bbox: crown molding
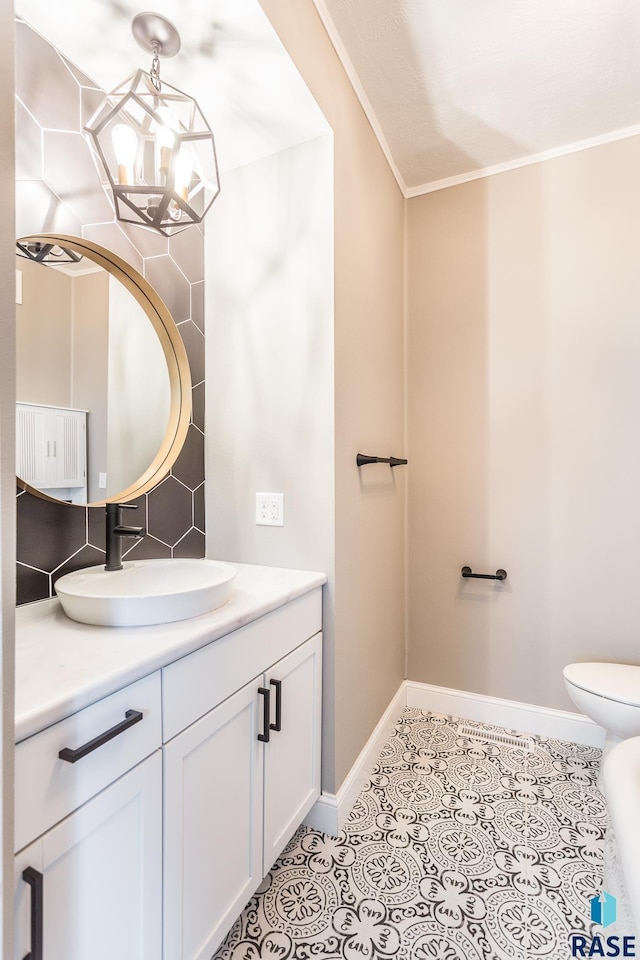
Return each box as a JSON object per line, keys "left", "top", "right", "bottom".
{"left": 405, "top": 123, "right": 640, "bottom": 197}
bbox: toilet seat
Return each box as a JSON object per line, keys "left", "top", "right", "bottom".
{"left": 563, "top": 662, "right": 640, "bottom": 707}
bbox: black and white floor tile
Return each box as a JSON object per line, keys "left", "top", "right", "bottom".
{"left": 213, "top": 707, "right": 606, "bottom": 959}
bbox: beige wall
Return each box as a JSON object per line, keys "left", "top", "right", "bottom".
{"left": 407, "top": 136, "right": 640, "bottom": 711}
{"left": 0, "top": 0, "right": 15, "bottom": 944}
{"left": 260, "top": 0, "right": 406, "bottom": 790}
{"left": 16, "top": 258, "right": 72, "bottom": 408}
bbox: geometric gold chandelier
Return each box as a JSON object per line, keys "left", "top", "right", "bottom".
{"left": 84, "top": 13, "right": 220, "bottom": 237}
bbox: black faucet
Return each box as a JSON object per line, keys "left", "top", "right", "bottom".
{"left": 105, "top": 503, "right": 146, "bottom": 571}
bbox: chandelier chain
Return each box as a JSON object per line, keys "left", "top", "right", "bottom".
{"left": 150, "top": 40, "right": 162, "bottom": 92}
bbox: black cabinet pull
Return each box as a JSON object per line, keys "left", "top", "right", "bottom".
{"left": 58, "top": 709, "right": 143, "bottom": 763}
{"left": 22, "top": 866, "right": 43, "bottom": 960}
{"left": 257, "top": 687, "right": 271, "bottom": 742}
{"left": 269, "top": 679, "right": 282, "bottom": 732}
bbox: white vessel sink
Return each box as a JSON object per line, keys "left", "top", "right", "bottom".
{"left": 55, "top": 558, "right": 237, "bottom": 627}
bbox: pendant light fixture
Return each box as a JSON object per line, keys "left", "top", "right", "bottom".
{"left": 84, "top": 13, "right": 220, "bottom": 237}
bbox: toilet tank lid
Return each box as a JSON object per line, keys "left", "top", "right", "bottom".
{"left": 563, "top": 662, "right": 640, "bottom": 706}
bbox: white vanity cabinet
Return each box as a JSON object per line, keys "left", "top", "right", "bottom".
{"left": 13, "top": 672, "right": 163, "bottom": 960}
{"left": 162, "top": 591, "right": 322, "bottom": 960}
{"left": 14, "top": 580, "right": 324, "bottom": 960}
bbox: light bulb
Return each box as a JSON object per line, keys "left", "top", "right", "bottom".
{"left": 154, "top": 106, "right": 179, "bottom": 183}
{"left": 167, "top": 147, "right": 194, "bottom": 222}
{"left": 111, "top": 124, "right": 138, "bottom": 185}
{"left": 174, "top": 146, "right": 194, "bottom": 202}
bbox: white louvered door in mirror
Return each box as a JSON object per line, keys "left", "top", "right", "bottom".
{"left": 16, "top": 402, "right": 86, "bottom": 502}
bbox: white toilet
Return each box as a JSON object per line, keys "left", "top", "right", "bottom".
{"left": 563, "top": 662, "right": 640, "bottom": 786}
{"left": 602, "top": 737, "right": 640, "bottom": 932}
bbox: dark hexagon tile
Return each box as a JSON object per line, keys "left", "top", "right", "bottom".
{"left": 192, "top": 382, "right": 205, "bottom": 432}
{"left": 172, "top": 425, "right": 204, "bottom": 491}
{"left": 123, "top": 534, "right": 171, "bottom": 561}
{"left": 43, "top": 130, "right": 113, "bottom": 226}
{"left": 52, "top": 545, "right": 105, "bottom": 588}
{"left": 168, "top": 227, "right": 204, "bottom": 284}
{"left": 177, "top": 320, "right": 205, "bottom": 386}
{"left": 16, "top": 21, "right": 81, "bottom": 133}
{"left": 147, "top": 476, "right": 193, "bottom": 547}
{"left": 16, "top": 98, "right": 43, "bottom": 181}
{"left": 127, "top": 494, "right": 148, "bottom": 525}
{"left": 17, "top": 563, "right": 50, "bottom": 605}
{"left": 82, "top": 223, "right": 143, "bottom": 274}
{"left": 173, "top": 528, "right": 205, "bottom": 559}
{"left": 88, "top": 505, "right": 106, "bottom": 552}
{"left": 17, "top": 494, "right": 86, "bottom": 572}
{"left": 194, "top": 483, "right": 205, "bottom": 533}
{"left": 144, "top": 256, "right": 191, "bottom": 323}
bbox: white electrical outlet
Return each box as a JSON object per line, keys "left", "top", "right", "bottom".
{"left": 256, "top": 492, "right": 284, "bottom": 526}
{"left": 98, "top": 472, "right": 107, "bottom": 489}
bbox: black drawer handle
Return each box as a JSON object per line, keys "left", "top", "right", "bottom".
{"left": 58, "top": 709, "right": 143, "bottom": 763}
{"left": 22, "top": 866, "right": 43, "bottom": 960}
{"left": 257, "top": 687, "right": 271, "bottom": 743}
{"left": 269, "top": 679, "right": 282, "bottom": 732}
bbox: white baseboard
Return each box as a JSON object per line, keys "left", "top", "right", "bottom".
{"left": 304, "top": 682, "right": 407, "bottom": 836}
{"left": 303, "top": 793, "right": 339, "bottom": 836}
{"left": 305, "top": 678, "right": 604, "bottom": 838}
{"left": 405, "top": 680, "right": 605, "bottom": 748}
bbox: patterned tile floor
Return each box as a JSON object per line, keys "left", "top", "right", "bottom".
{"left": 213, "top": 707, "right": 607, "bottom": 959}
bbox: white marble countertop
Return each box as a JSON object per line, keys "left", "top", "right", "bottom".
{"left": 15, "top": 562, "right": 327, "bottom": 743}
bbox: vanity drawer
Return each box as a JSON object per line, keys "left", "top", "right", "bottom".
{"left": 163, "top": 588, "right": 322, "bottom": 742}
{"left": 15, "top": 671, "right": 161, "bottom": 853}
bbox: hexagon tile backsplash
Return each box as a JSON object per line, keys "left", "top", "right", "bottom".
{"left": 15, "top": 19, "right": 206, "bottom": 606}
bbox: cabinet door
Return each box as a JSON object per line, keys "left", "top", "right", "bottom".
{"left": 164, "top": 679, "right": 264, "bottom": 960}
{"left": 16, "top": 403, "right": 87, "bottom": 494}
{"left": 16, "top": 403, "right": 48, "bottom": 487}
{"left": 263, "top": 632, "right": 322, "bottom": 871}
{"left": 14, "top": 751, "right": 162, "bottom": 960}
{"left": 50, "top": 408, "right": 86, "bottom": 488}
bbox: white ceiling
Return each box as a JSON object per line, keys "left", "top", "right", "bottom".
{"left": 315, "top": 0, "right": 640, "bottom": 195}
{"left": 15, "top": 0, "right": 328, "bottom": 174}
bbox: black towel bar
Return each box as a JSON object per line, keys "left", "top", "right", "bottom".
{"left": 461, "top": 566, "right": 507, "bottom": 581}
{"left": 356, "top": 453, "right": 408, "bottom": 468}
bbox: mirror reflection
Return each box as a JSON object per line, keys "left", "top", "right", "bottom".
{"left": 16, "top": 251, "right": 171, "bottom": 505}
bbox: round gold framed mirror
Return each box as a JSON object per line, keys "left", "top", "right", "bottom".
{"left": 16, "top": 234, "right": 192, "bottom": 506}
